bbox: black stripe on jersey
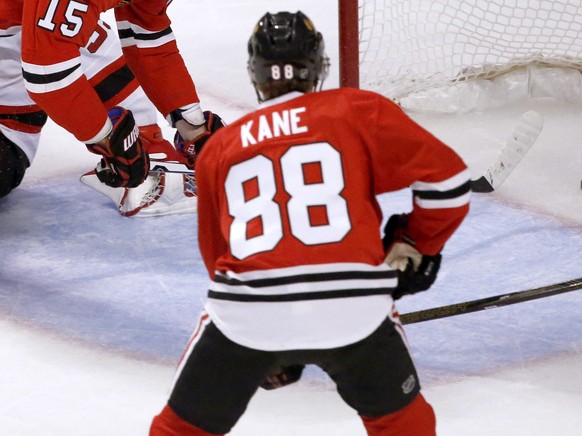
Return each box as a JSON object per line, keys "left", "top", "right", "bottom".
{"left": 93, "top": 64, "right": 135, "bottom": 103}
{"left": 22, "top": 64, "right": 81, "bottom": 85}
{"left": 117, "top": 26, "right": 172, "bottom": 42}
{"left": 0, "top": 111, "right": 48, "bottom": 127}
{"left": 413, "top": 180, "right": 471, "bottom": 200}
{"left": 213, "top": 269, "right": 397, "bottom": 288}
{"left": 135, "top": 26, "right": 172, "bottom": 41}
{"left": 117, "top": 28, "right": 134, "bottom": 40}
{"left": 208, "top": 287, "right": 394, "bottom": 302}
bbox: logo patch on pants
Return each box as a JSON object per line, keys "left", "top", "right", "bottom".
{"left": 402, "top": 374, "right": 416, "bottom": 394}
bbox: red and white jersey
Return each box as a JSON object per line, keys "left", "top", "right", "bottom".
{"left": 195, "top": 89, "right": 471, "bottom": 351}
{"left": 19, "top": 0, "right": 199, "bottom": 142}
{"left": 0, "top": 1, "right": 157, "bottom": 159}
{"left": 0, "top": 20, "right": 43, "bottom": 161}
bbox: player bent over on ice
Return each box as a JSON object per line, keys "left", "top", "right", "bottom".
{"left": 9, "top": 0, "right": 223, "bottom": 216}
{"left": 150, "top": 10, "right": 470, "bottom": 436}
{"left": 0, "top": 7, "right": 211, "bottom": 216}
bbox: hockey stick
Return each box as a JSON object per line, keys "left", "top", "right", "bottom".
{"left": 151, "top": 111, "right": 544, "bottom": 185}
{"left": 470, "top": 110, "right": 544, "bottom": 192}
{"left": 149, "top": 160, "right": 194, "bottom": 174}
{"left": 399, "top": 277, "right": 582, "bottom": 325}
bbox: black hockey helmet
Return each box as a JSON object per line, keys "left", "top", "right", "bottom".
{"left": 247, "top": 11, "right": 329, "bottom": 101}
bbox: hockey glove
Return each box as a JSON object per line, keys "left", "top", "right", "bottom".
{"left": 174, "top": 111, "right": 225, "bottom": 167}
{"left": 383, "top": 214, "right": 442, "bottom": 299}
{"left": 86, "top": 107, "right": 149, "bottom": 188}
{"left": 260, "top": 365, "right": 305, "bottom": 390}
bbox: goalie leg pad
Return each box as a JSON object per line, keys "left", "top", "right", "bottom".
{"left": 80, "top": 169, "right": 197, "bottom": 217}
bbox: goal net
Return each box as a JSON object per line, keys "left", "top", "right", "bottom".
{"left": 347, "top": 0, "right": 582, "bottom": 112}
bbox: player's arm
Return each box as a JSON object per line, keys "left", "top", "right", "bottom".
{"left": 368, "top": 94, "right": 471, "bottom": 255}
{"left": 114, "top": 1, "right": 201, "bottom": 131}
{"left": 363, "top": 93, "right": 470, "bottom": 297}
{"left": 21, "top": 0, "right": 111, "bottom": 143}
{"left": 195, "top": 136, "right": 229, "bottom": 279}
{"left": 115, "top": 1, "right": 225, "bottom": 165}
{"left": 21, "top": 1, "right": 149, "bottom": 187}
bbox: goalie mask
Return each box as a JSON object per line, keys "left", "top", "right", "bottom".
{"left": 247, "top": 11, "right": 329, "bottom": 101}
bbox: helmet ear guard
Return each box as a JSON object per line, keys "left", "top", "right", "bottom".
{"left": 247, "top": 11, "right": 329, "bottom": 101}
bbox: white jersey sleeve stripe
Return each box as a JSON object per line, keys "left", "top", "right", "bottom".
{"left": 21, "top": 57, "right": 81, "bottom": 75}
{"left": 116, "top": 20, "right": 176, "bottom": 49}
{"left": 22, "top": 57, "right": 83, "bottom": 94}
{"left": 414, "top": 191, "right": 471, "bottom": 209}
{"left": 411, "top": 168, "right": 471, "bottom": 209}
{"left": 411, "top": 168, "right": 471, "bottom": 192}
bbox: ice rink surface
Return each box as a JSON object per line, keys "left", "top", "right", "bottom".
{"left": 1, "top": 1, "right": 582, "bottom": 435}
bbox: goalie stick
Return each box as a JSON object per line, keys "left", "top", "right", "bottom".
{"left": 149, "top": 160, "right": 194, "bottom": 174}
{"left": 470, "top": 110, "right": 544, "bottom": 193}
{"left": 399, "top": 277, "right": 582, "bottom": 325}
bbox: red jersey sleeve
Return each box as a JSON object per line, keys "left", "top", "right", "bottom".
{"left": 20, "top": 0, "right": 200, "bottom": 142}
{"left": 114, "top": 0, "right": 200, "bottom": 117}
{"left": 360, "top": 91, "right": 471, "bottom": 254}
{"left": 20, "top": 0, "right": 111, "bottom": 142}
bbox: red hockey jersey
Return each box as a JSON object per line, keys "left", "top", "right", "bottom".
{"left": 195, "top": 89, "right": 470, "bottom": 351}
{"left": 19, "top": 0, "right": 199, "bottom": 142}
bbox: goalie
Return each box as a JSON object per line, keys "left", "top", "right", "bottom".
{"left": 1, "top": 0, "right": 222, "bottom": 216}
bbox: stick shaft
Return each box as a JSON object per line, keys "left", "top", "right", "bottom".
{"left": 400, "top": 277, "right": 582, "bottom": 324}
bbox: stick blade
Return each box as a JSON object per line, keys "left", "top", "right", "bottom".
{"left": 473, "top": 110, "right": 544, "bottom": 193}
{"left": 470, "top": 176, "right": 494, "bottom": 193}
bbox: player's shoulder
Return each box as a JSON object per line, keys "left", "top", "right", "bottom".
{"left": 302, "top": 87, "right": 397, "bottom": 112}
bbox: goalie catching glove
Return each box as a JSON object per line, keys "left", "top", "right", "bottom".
{"left": 86, "top": 107, "right": 149, "bottom": 188}
{"left": 382, "top": 214, "right": 442, "bottom": 299}
{"left": 174, "top": 110, "right": 225, "bottom": 167}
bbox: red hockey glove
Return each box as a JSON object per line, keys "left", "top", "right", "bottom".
{"left": 383, "top": 214, "right": 442, "bottom": 299}
{"left": 174, "top": 111, "right": 225, "bottom": 167}
{"left": 86, "top": 107, "right": 149, "bottom": 188}
{"left": 260, "top": 365, "right": 305, "bottom": 390}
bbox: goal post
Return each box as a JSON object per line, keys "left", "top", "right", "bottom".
{"left": 339, "top": 0, "right": 582, "bottom": 112}
{"left": 339, "top": 0, "right": 359, "bottom": 88}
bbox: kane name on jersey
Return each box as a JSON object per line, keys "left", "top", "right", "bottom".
{"left": 241, "top": 107, "right": 308, "bottom": 147}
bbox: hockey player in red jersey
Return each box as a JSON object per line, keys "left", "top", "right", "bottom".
{"left": 16, "top": 0, "right": 219, "bottom": 191}
{"left": 1, "top": 0, "right": 220, "bottom": 215}
{"left": 150, "top": 11, "right": 471, "bottom": 436}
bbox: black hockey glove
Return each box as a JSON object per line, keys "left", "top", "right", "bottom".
{"left": 383, "top": 214, "right": 442, "bottom": 299}
{"left": 86, "top": 107, "right": 149, "bottom": 188}
{"left": 392, "top": 252, "right": 441, "bottom": 300}
{"left": 260, "top": 365, "right": 305, "bottom": 390}
{"left": 174, "top": 111, "right": 225, "bottom": 167}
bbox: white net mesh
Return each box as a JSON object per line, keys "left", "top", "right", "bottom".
{"left": 358, "top": 0, "right": 582, "bottom": 111}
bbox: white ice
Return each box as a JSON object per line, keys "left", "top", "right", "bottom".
{"left": 1, "top": 1, "right": 582, "bottom": 435}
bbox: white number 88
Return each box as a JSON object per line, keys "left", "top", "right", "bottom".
{"left": 224, "top": 142, "right": 351, "bottom": 259}
{"left": 271, "top": 64, "right": 295, "bottom": 80}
